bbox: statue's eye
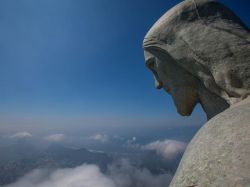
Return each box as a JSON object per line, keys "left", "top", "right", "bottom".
{"left": 146, "top": 59, "right": 155, "bottom": 69}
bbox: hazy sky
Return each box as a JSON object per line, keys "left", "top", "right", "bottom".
{"left": 0, "top": 0, "right": 249, "bottom": 140}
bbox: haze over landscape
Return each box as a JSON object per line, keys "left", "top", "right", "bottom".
{"left": 0, "top": 0, "right": 249, "bottom": 186}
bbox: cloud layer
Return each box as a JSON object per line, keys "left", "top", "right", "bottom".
{"left": 107, "top": 159, "right": 172, "bottom": 187}
{"left": 89, "top": 133, "right": 109, "bottom": 143}
{"left": 143, "top": 139, "right": 187, "bottom": 160}
{"left": 44, "top": 134, "right": 65, "bottom": 142}
{"left": 9, "top": 132, "right": 32, "bottom": 139}
{"left": 5, "top": 160, "right": 172, "bottom": 187}
{"left": 5, "top": 165, "right": 115, "bottom": 187}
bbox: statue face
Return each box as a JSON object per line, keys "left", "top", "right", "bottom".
{"left": 144, "top": 50, "right": 199, "bottom": 116}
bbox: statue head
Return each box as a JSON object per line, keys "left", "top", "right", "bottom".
{"left": 143, "top": 0, "right": 250, "bottom": 119}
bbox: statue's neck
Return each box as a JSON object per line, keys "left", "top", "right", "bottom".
{"left": 198, "top": 86, "right": 230, "bottom": 120}
{"left": 230, "top": 95, "right": 250, "bottom": 108}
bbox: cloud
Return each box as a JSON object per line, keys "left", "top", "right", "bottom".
{"left": 107, "top": 159, "right": 172, "bottom": 187}
{"left": 44, "top": 134, "right": 65, "bottom": 142}
{"left": 9, "top": 132, "right": 32, "bottom": 139}
{"left": 5, "top": 160, "right": 172, "bottom": 187}
{"left": 89, "top": 133, "right": 109, "bottom": 143}
{"left": 142, "top": 139, "right": 187, "bottom": 160}
{"left": 5, "top": 165, "right": 115, "bottom": 187}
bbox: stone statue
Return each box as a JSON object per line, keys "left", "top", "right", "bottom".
{"left": 143, "top": 0, "right": 250, "bottom": 186}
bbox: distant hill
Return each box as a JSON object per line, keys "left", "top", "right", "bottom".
{"left": 0, "top": 142, "right": 112, "bottom": 186}
{"left": 0, "top": 141, "right": 42, "bottom": 164}
{"left": 0, "top": 142, "right": 182, "bottom": 186}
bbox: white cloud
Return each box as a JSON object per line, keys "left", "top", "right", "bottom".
{"left": 5, "top": 165, "right": 115, "bottom": 187}
{"left": 89, "top": 133, "right": 109, "bottom": 143}
{"left": 107, "top": 159, "right": 172, "bottom": 187}
{"left": 9, "top": 132, "right": 32, "bottom": 139}
{"left": 44, "top": 134, "right": 65, "bottom": 142}
{"left": 142, "top": 139, "right": 187, "bottom": 160}
{"left": 5, "top": 160, "right": 172, "bottom": 187}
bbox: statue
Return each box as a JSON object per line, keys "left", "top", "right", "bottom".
{"left": 143, "top": 0, "right": 250, "bottom": 186}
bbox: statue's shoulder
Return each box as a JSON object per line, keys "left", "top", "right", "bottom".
{"left": 205, "top": 98, "right": 250, "bottom": 129}
{"left": 170, "top": 98, "right": 250, "bottom": 187}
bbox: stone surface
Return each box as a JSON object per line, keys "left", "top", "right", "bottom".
{"left": 143, "top": 0, "right": 250, "bottom": 110}
{"left": 143, "top": 0, "right": 250, "bottom": 186}
{"left": 170, "top": 98, "right": 250, "bottom": 187}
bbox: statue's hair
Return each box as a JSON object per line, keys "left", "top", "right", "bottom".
{"left": 143, "top": 0, "right": 250, "bottom": 105}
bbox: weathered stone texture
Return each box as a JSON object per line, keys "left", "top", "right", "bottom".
{"left": 170, "top": 98, "right": 250, "bottom": 187}
{"left": 143, "top": 0, "right": 250, "bottom": 186}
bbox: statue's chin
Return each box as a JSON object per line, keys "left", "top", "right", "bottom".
{"left": 168, "top": 87, "right": 199, "bottom": 117}
{"left": 177, "top": 107, "right": 193, "bottom": 116}
{"left": 173, "top": 96, "right": 197, "bottom": 117}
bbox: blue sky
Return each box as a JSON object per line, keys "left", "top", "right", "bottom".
{"left": 0, "top": 0, "right": 181, "bottom": 118}
{"left": 0, "top": 0, "right": 249, "bottom": 139}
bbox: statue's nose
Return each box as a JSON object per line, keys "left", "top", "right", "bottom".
{"left": 154, "top": 76, "right": 163, "bottom": 89}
